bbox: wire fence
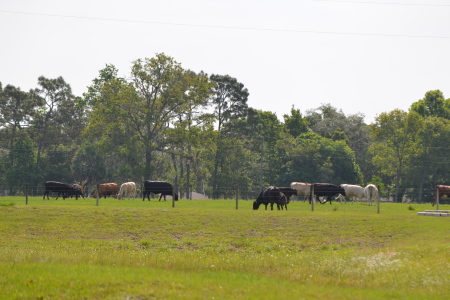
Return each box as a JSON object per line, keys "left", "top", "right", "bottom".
{"left": 0, "top": 184, "right": 447, "bottom": 205}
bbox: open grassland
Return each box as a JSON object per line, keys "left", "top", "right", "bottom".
{"left": 1, "top": 197, "right": 449, "bottom": 299}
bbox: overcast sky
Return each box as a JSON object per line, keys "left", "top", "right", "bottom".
{"left": 1, "top": 0, "right": 450, "bottom": 124}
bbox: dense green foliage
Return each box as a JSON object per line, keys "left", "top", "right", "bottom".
{"left": 0, "top": 200, "right": 449, "bottom": 299}
{"left": 1, "top": 53, "right": 450, "bottom": 202}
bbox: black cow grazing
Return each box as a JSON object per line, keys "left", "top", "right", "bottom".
{"left": 143, "top": 181, "right": 178, "bottom": 201}
{"left": 253, "top": 186, "right": 288, "bottom": 210}
{"left": 310, "top": 183, "right": 346, "bottom": 204}
{"left": 68, "top": 183, "right": 84, "bottom": 200}
{"left": 277, "top": 193, "right": 289, "bottom": 210}
{"left": 276, "top": 187, "right": 297, "bottom": 201}
{"left": 43, "top": 181, "right": 75, "bottom": 200}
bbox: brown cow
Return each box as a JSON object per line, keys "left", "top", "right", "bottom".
{"left": 93, "top": 183, "right": 119, "bottom": 198}
{"left": 433, "top": 185, "right": 450, "bottom": 206}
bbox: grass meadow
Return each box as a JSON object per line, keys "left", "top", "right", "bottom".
{"left": 0, "top": 196, "right": 449, "bottom": 299}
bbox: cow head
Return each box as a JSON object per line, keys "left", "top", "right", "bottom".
{"left": 253, "top": 201, "right": 261, "bottom": 210}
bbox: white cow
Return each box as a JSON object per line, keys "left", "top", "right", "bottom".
{"left": 117, "top": 182, "right": 137, "bottom": 200}
{"left": 336, "top": 184, "right": 365, "bottom": 204}
{"left": 290, "top": 182, "right": 312, "bottom": 202}
{"left": 364, "top": 184, "right": 379, "bottom": 206}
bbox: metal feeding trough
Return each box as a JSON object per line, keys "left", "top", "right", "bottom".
{"left": 418, "top": 210, "right": 450, "bottom": 217}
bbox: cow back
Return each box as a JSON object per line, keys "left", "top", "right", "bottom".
{"left": 97, "top": 183, "right": 119, "bottom": 196}
{"left": 312, "top": 183, "right": 346, "bottom": 196}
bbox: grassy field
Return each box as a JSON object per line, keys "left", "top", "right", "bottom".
{"left": 0, "top": 197, "right": 449, "bottom": 299}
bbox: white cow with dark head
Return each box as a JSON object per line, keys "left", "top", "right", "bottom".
{"left": 336, "top": 184, "right": 365, "bottom": 204}
{"left": 290, "top": 182, "right": 311, "bottom": 202}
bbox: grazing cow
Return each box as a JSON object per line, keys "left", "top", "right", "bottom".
{"left": 310, "top": 183, "right": 346, "bottom": 204}
{"left": 277, "top": 192, "right": 289, "bottom": 210}
{"left": 68, "top": 183, "right": 84, "bottom": 200}
{"left": 43, "top": 181, "right": 75, "bottom": 200}
{"left": 277, "top": 187, "right": 297, "bottom": 200}
{"left": 117, "top": 182, "right": 137, "bottom": 200}
{"left": 275, "top": 187, "right": 297, "bottom": 210}
{"left": 364, "top": 184, "right": 379, "bottom": 206}
{"left": 94, "top": 183, "right": 119, "bottom": 199}
{"left": 143, "top": 181, "right": 178, "bottom": 201}
{"left": 336, "top": 184, "right": 365, "bottom": 204}
{"left": 253, "top": 186, "right": 287, "bottom": 210}
{"left": 432, "top": 185, "right": 450, "bottom": 206}
{"left": 290, "top": 182, "right": 311, "bottom": 202}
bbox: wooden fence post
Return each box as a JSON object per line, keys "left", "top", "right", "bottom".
{"left": 436, "top": 187, "right": 440, "bottom": 211}
{"left": 172, "top": 189, "right": 175, "bottom": 208}
{"left": 25, "top": 183, "right": 29, "bottom": 205}
{"left": 96, "top": 184, "right": 99, "bottom": 206}
{"left": 311, "top": 185, "right": 315, "bottom": 212}
{"left": 377, "top": 192, "right": 380, "bottom": 214}
{"left": 236, "top": 185, "right": 239, "bottom": 210}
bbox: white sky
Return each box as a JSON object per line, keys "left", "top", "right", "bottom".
{"left": 1, "top": 0, "right": 450, "bottom": 124}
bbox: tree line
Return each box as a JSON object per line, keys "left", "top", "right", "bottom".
{"left": 1, "top": 53, "right": 450, "bottom": 202}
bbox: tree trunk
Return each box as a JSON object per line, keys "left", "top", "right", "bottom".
{"left": 418, "top": 167, "right": 425, "bottom": 203}
{"left": 185, "top": 162, "right": 191, "bottom": 199}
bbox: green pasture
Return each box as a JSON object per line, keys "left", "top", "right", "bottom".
{"left": 0, "top": 197, "right": 449, "bottom": 299}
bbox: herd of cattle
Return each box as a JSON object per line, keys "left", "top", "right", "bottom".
{"left": 253, "top": 182, "right": 380, "bottom": 210}
{"left": 255, "top": 182, "right": 450, "bottom": 210}
{"left": 43, "top": 180, "right": 448, "bottom": 209}
{"left": 43, "top": 180, "right": 177, "bottom": 201}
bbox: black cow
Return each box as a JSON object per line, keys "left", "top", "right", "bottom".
{"left": 253, "top": 186, "right": 288, "bottom": 210}
{"left": 309, "top": 183, "right": 346, "bottom": 204}
{"left": 277, "top": 192, "right": 289, "bottom": 210}
{"left": 274, "top": 187, "right": 297, "bottom": 210}
{"left": 43, "top": 181, "right": 75, "bottom": 200}
{"left": 276, "top": 187, "right": 297, "bottom": 201}
{"left": 68, "top": 183, "right": 84, "bottom": 200}
{"left": 143, "top": 181, "right": 178, "bottom": 201}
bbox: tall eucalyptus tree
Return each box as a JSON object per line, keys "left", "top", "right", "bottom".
{"left": 84, "top": 54, "right": 213, "bottom": 184}
{"left": 0, "top": 83, "right": 42, "bottom": 149}
{"left": 209, "top": 74, "right": 249, "bottom": 198}
{"left": 370, "top": 110, "right": 421, "bottom": 202}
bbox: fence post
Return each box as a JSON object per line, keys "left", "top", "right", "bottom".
{"left": 436, "top": 187, "right": 440, "bottom": 211}
{"left": 377, "top": 192, "right": 380, "bottom": 214}
{"left": 25, "top": 183, "right": 29, "bottom": 205}
{"left": 172, "top": 189, "right": 175, "bottom": 208}
{"left": 236, "top": 185, "right": 239, "bottom": 210}
{"left": 96, "top": 184, "right": 99, "bottom": 206}
{"left": 311, "top": 185, "right": 315, "bottom": 212}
